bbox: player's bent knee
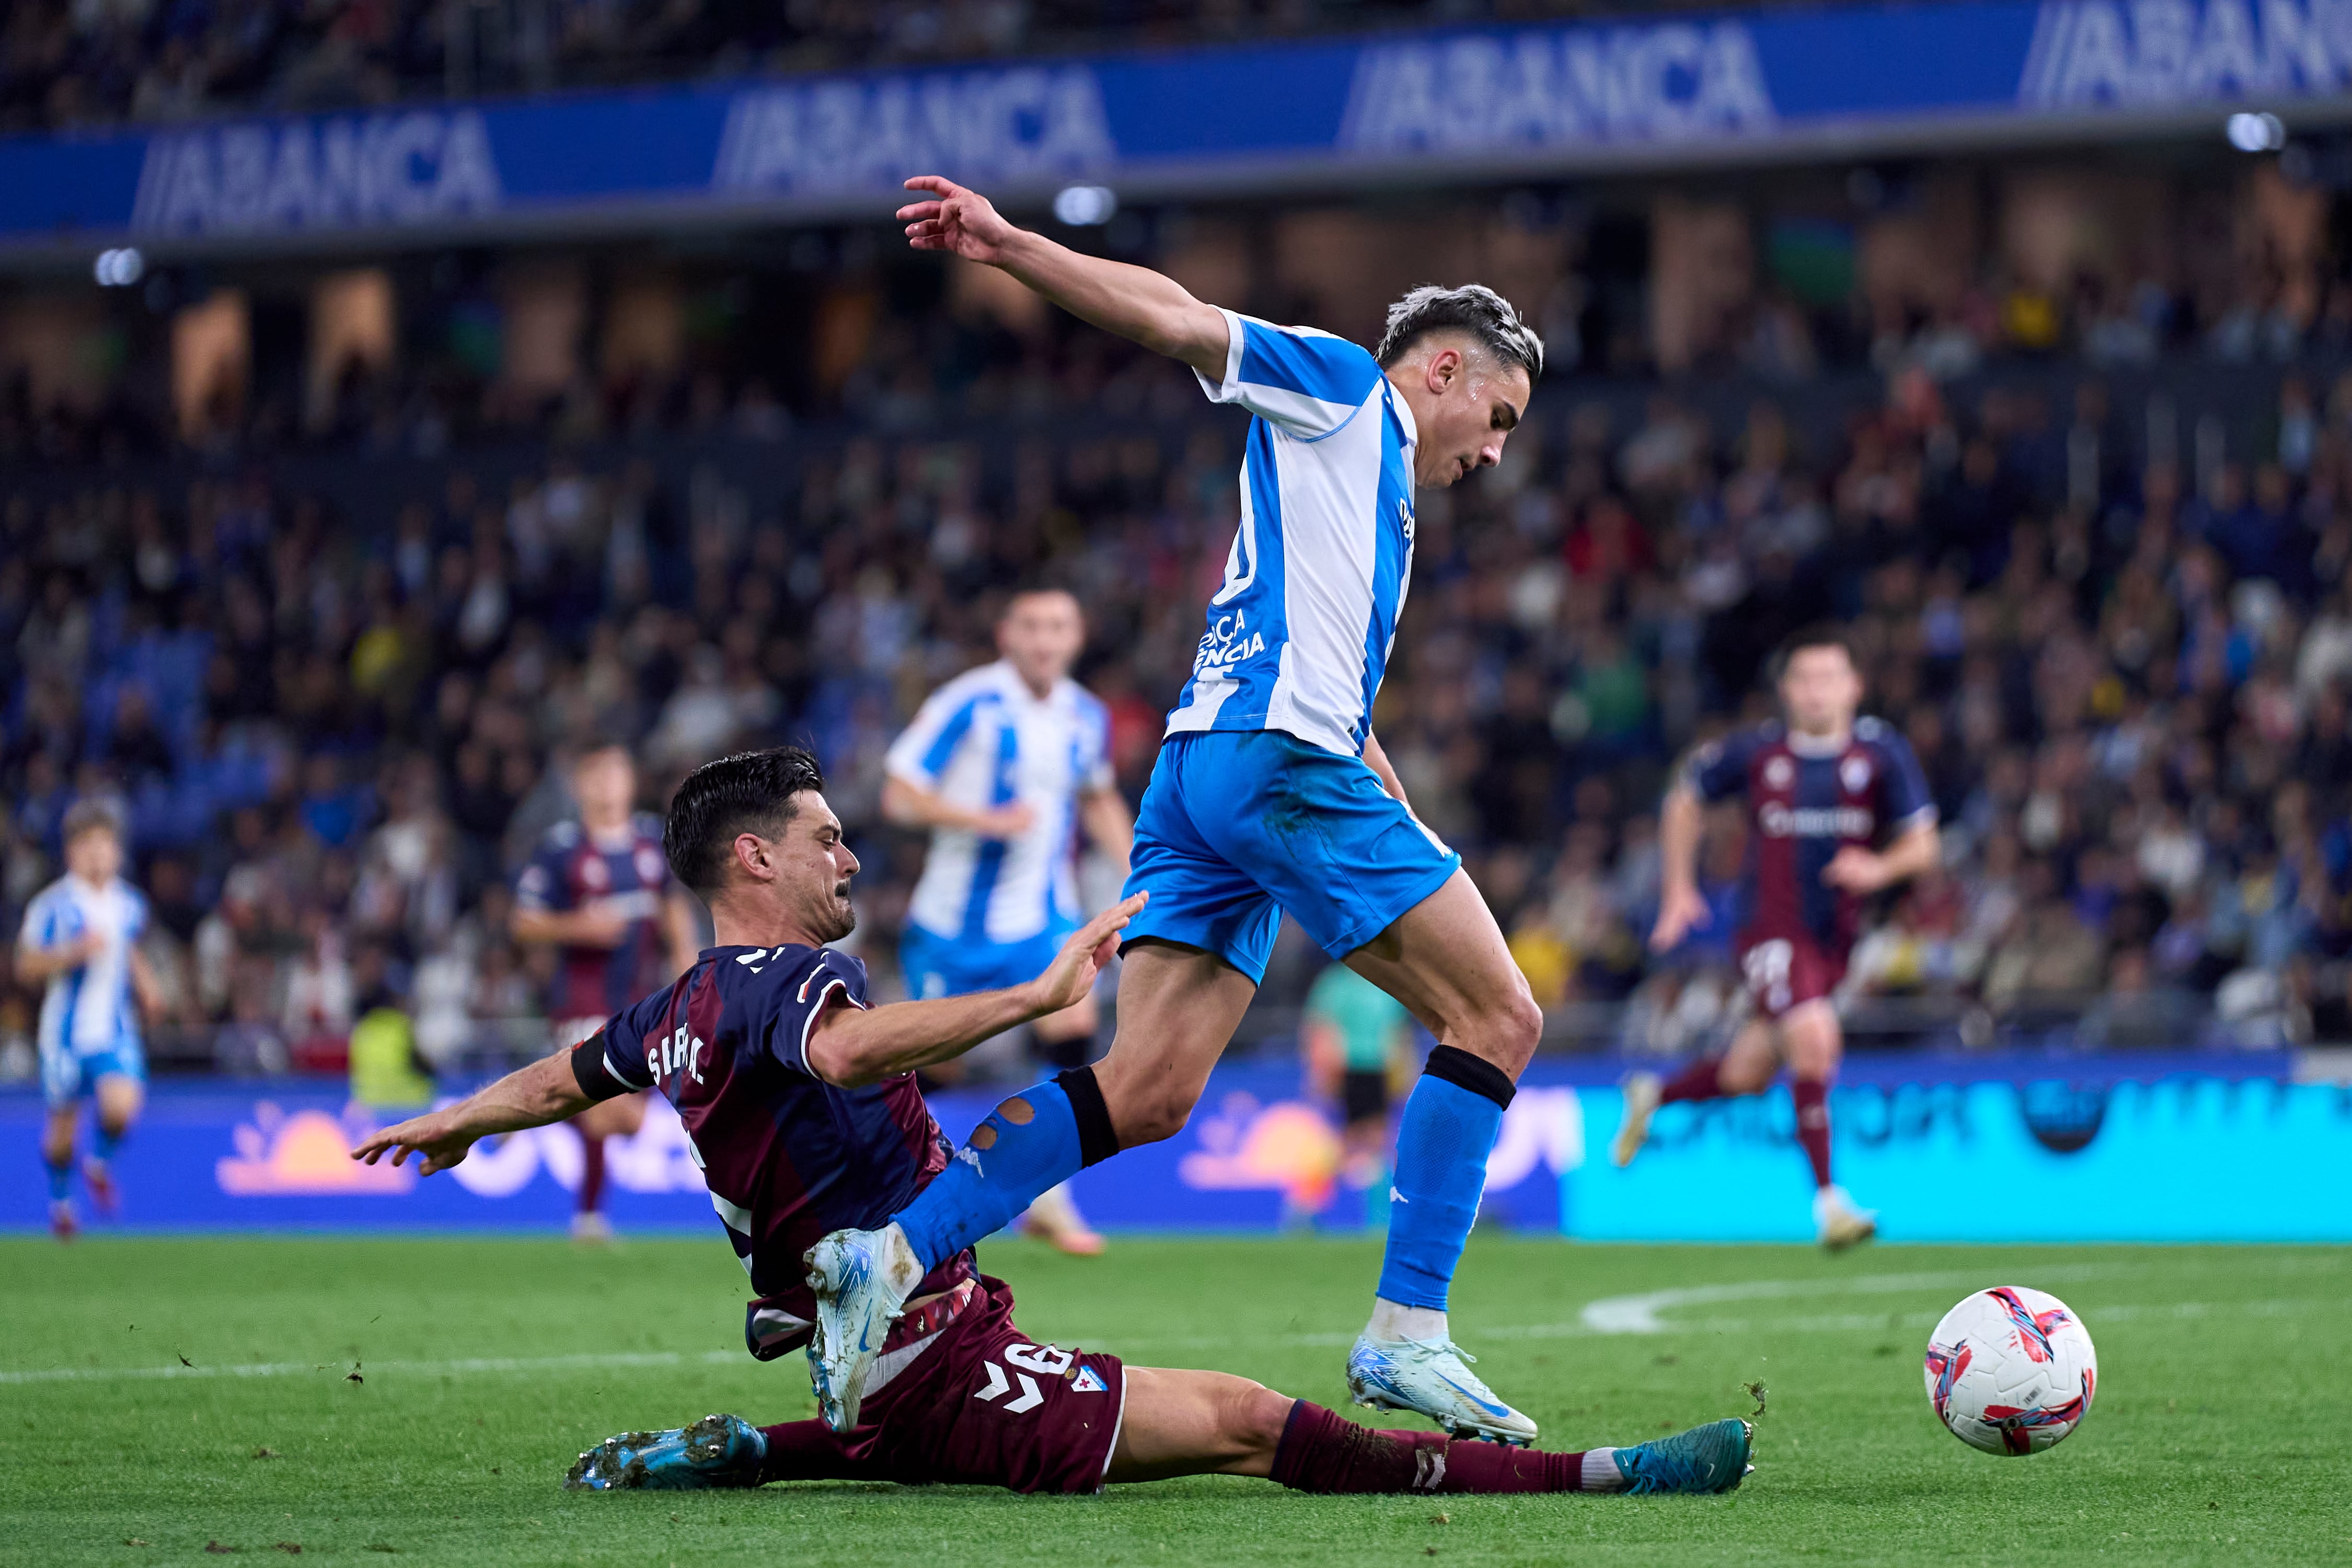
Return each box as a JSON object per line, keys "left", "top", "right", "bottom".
{"left": 1222, "top": 1380, "right": 1295, "bottom": 1462}
{"left": 1112, "top": 1083, "right": 1199, "bottom": 1148}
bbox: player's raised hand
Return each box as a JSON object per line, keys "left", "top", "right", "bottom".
{"left": 1648, "top": 882, "right": 1711, "bottom": 953}
{"left": 1821, "top": 846, "right": 1891, "bottom": 893}
{"left": 898, "top": 176, "right": 1019, "bottom": 264}
{"left": 1030, "top": 892, "right": 1148, "bottom": 1014}
{"left": 350, "top": 1109, "right": 477, "bottom": 1177}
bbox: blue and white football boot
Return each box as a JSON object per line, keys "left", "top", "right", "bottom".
{"left": 564, "top": 1414, "right": 767, "bottom": 1491}
{"left": 1346, "top": 1334, "right": 1540, "bottom": 1445}
{"left": 1613, "top": 1417, "right": 1755, "bottom": 1494}
{"left": 803, "top": 1224, "right": 922, "bottom": 1433}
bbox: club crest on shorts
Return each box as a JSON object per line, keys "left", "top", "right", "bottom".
{"left": 1071, "top": 1366, "right": 1108, "bottom": 1393}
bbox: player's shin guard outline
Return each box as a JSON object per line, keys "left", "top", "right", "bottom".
{"left": 892, "top": 1078, "right": 1086, "bottom": 1271}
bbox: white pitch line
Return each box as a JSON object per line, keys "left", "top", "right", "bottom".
{"left": 0, "top": 1348, "right": 744, "bottom": 1387}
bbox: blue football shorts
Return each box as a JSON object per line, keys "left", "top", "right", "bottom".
{"left": 41, "top": 1037, "right": 145, "bottom": 1109}
{"left": 1120, "top": 730, "right": 1461, "bottom": 983}
{"left": 900, "top": 921, "right": 1077, "bottom": 1000}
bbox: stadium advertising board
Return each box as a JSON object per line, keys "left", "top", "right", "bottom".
{"left": 3, "top": 1056, "right": 2343, "bottom": 1240}
{"left": 6, "top": 1, "right": 2352, "bottom": 258}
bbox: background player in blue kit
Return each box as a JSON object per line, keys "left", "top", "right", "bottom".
{"left": 883, "top": 585, "right": 1132, "bottom": 1256}
{"left": 514, "top": 740, "right": 702, "bottom": 1241}
{"left": 1617, "top": 628, "right": 1942, "bottom": 1250}
{"left": 351, "top": 747, "right": 1750, "bottom": 1503}
{"left": 806, "top": 175, "right": 1554, "bottom": 1445}
{"left": 16, "top": 799, "right": 164, "bottom": 1241}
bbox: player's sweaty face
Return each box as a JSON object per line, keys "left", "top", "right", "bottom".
{"left": 998, "top": 591, "right": 1083, "bottom": 691}
{"left": 1779, "top": 647, "right": 1863, "bottom": 736}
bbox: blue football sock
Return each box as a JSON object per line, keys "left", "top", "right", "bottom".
{"left": 44, "top": 1156, "right": 72, "bottom": 1203}
{"left": 1376, "top": 1071, "right": 1507, "bottom": 1312}
{"left": 894, "top": 1079, "right": 1084, "bottom": 1272}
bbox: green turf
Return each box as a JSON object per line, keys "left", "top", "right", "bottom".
{"left": 2, "top": 1235, "right": 2347, "bottom": 1565}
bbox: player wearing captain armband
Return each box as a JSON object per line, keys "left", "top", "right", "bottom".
{"left": 799, "top": 173, "right": 1553, "bottom": 1448}
{"left": 353, "top": 748, "right": 1753, "bottom": 1502}
{"left": 1616, "top": 627, "right": 1941, "bottom": 1251}
{"left": 882, "top": 585, "right": 1132, "bottom": 1256}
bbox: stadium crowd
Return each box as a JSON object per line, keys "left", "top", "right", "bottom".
{"left": 1, "top": 0, "right": 1754, "bottom": 134}
{"left": 7, "top": 243, "right": 2352, "bottom": 1081}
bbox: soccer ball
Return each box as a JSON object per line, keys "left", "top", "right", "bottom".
{"left": 1922, "top": 1286, "right": 2097, "bottom": 1456}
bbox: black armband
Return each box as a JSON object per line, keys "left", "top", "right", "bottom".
{"left": 570, "top": 1032, "right": 631, "bottom": 1103}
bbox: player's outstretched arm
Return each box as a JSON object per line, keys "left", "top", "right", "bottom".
{"left": 350, "top": 1052, "right": 591, "bottom": 1176}
{"left": 804, "top": 892, "right": 1145, "bottom": 1089}
{"left": 898, "top": 176, "right": 1228, "bottom": 379}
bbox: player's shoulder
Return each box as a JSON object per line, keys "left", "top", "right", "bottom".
{"left": 629, "top": 811, "right": 666, "bottom": 844}
{"left": 932, "top": 661, "right": 1013, "bottom": 705}
{"left": 540, "top": 818, "right": 584, "bottom": 852}
{"left": 1058, "top": 678, "right": 1109, "bottom": 721}
{"left": 1852, "top": 715, "right": 1917, "bottom": 757}
{"left": 23, "top": 877, "right": 70, "bottom": 916}
{"left": 717, "top": 942, "right": 867, "bottom": 1001}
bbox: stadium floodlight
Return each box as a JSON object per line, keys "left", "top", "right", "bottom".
{"left": 1053, "top": 185, "right": 1118, "bottom": 226}
{"left": 92, "top": 247, "right": 144, "bottom": 286}
{"left": 2226, "top": 111, "right": 2287, "bottom": 153}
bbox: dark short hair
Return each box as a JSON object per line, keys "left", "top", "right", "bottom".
{"left": 1375, "top": 284, "right": 1544, "bottom": 381}
{"left": 663, "top": 747, "right": 825, "bottom": 894}
{"left": 1773, "top": 624, "right": 1857, "bottom": 679}
{"left": 62, "top": 797, "right": 125, "bottom": 843}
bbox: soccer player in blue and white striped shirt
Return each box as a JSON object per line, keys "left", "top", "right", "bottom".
{"left": 882, "top": 586, "right": 1132, "bottom": 1253}
{"left": 16, "top": 799, "right": 163, "bottom": 1241}
{"left": 809, "top": 176, "right": 1548, "bottom": 1446}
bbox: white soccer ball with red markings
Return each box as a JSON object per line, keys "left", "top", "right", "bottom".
{"left": 1922, "top": 1286, "right": 2098, "bottom": 1456}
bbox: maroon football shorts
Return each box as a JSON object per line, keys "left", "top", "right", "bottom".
{"left": 825, "top": 1272, "right": 1127, "bottom": 1494}
{"left": 1734, "top": 930, "right": 1847, "bottom": 1021}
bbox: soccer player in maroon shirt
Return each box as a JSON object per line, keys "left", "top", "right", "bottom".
{"left": 1616, "top": 628, "right": 1941, "bottom": 1250}
{"left": 512, "top": 741, "right": 702, "bottom": 1241}
{"left": 354, "top": 748, "right": 1750, "bottom": 1500}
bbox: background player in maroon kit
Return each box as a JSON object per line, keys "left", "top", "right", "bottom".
{"left": 512, "top": 741, "right": 701, "bottom": 1241}
{"left": 353, "top": 747, "right": 1750, "bottom": 1500}
{"left": 1617, "top": 628, "right": 1941, "bottom": 1250}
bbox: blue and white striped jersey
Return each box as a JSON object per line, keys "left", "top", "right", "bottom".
{"left": 885, "top": 660, "right": 1113, "bottom": 946}
{"left": 18, "top": 874, "right": 147, "bottom": 1054}
{"left": 1169, "top": 310, "right": 1419, "bottom": 757}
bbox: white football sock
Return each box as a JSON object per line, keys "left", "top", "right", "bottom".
{"left": 1366, "top": 1298, "right": 1448, "bottom": 1343}
{"left": 1581, "top": 1448, "right": 1627, "bottom": 1492}
{"left": 877, "top": 1223, "right": 926, "bottom": 1297}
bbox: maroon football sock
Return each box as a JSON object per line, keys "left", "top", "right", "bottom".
{"left": 756, "top": 1420, "right": 881, "bottom": 1483}
{"left": 1657, "top": 1057, "right": 1725, "bottom": 1105}
{"left": 1791, "top": 1077, "right": 1833, "bottom": 1188}
{"left": 577, "top": 1133, "right": 607, "bottom": 1215}
{"left": 1270, "top": 1402, "right": 1590, "bottom": 1494}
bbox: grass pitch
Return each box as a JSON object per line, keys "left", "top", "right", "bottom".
{"left": 2, "top": 1235, "right": 2346, "bottom": 1565}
